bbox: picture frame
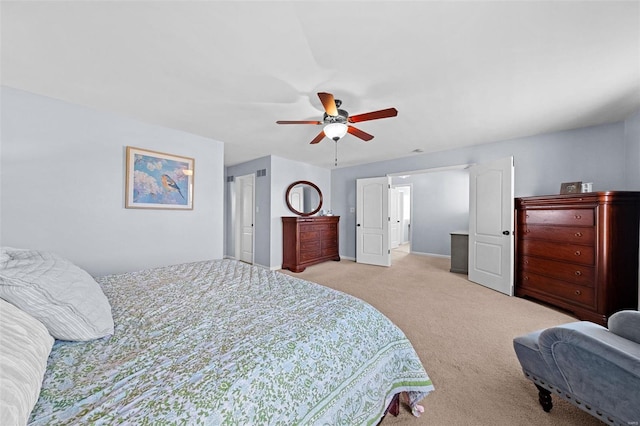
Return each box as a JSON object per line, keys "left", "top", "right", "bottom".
{"left": 560, "top": 181, "right": 582, "bottom": 194}
{"left": 125, "top": 146, "right": 194, "bottom": 210}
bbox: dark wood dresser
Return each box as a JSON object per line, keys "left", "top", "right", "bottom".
{"left": 282, "top": 216, "right": 340, "bottom": 272}
{"left": 515, "top": 192, "right": 640, "bottom": 326}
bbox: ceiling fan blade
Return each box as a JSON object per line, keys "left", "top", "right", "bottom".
{"left": 310, "top": 131, "right": 326, "bottom": 144}
{"left": 347, "top": 125, "right": 374, "bottom": 141}
{"left": 318, "top": 92, "right": 338, "bottom": 116}
{"left": 348, "top": 107, "right": 398, "bottom": 123}
{"left": 276, "top": 120, "right": 323, "bottom": 125}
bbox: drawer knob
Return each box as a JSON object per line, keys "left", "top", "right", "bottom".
{"left": 575, "top": 270, "right": 582, "bottom": 276}
{"left": 575, "top": 290, "right": 582, "bottom": 296}
{"left": 525, "top": 229, "right": 531, "bottom": 233}
{"left": 574, "top": 214, "right": 582, "bottom": 219}
{"left": 523, "top": 276, "right": 529, "bottom": 281}
{"left": 574, "top": 250, "right": 581, "bottom": 256}
{"left": 575, "top": 232, "right": 582, "bottom": 237}
{"left": 524, "top": 260, "right": 529, "bottom": 265}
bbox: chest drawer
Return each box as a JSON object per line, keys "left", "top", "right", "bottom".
{"left": 519, "top": 256, "right": 594, "bottom": 286}
{"left": 518, "top": 225, "right": 595, "bottom": 244}
{"left": 522, "top": 208, "right": 594, "bottom": 226}
{"left": 519, "top": 240, "right": 594, "bottom": 265}
{"left": 518, "top": 272, "right": 595, "bottom": 308}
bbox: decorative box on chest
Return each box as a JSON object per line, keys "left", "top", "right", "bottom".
{"left": 282, "top": 216, "right": 340, "bottom": 273}
{"left": 515, "top": 191, "right": 640, "bottom": 326}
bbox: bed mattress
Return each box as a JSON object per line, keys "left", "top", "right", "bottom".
{"left": 29, "top": 259, "right": 433, "bottom": 424}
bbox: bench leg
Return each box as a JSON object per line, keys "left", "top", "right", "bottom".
{"left": 535, "top": 384, "right": 553, "bottom": 412}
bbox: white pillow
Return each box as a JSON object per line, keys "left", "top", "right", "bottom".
{"left": 0, "top": 247, "right": 114, "bottom": 341}
{"left": 0, "top": 298, "right": 54, "bottom": 426}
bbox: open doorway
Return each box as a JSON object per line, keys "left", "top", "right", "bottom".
{"left": 355, "top": 160, "right": 513, "bottom": 283}
{"left": 389, "top": 166, "right": 470, "bottom": 261}
{"left": 392, "top": 185, "right": 411, "bottom": 254}
{"left": 356, "top": 166, "right": 470, "bottom": 267}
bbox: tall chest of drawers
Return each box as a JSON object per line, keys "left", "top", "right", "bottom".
{"left": 282, "top": 216, "right": 340, "bottom": 272}
{"left": 515, "top": 192, "right": 640, "bottom": 326}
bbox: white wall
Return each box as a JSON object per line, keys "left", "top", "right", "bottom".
{"left": 625, "top": 110, "right": 640, "bottom": 189}
{"left": 1, "top": 87, "right": 224, "bottom": 276}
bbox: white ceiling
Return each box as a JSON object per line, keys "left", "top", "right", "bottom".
{"left": 2, "top": 1, "right": 639, "bottom": 169}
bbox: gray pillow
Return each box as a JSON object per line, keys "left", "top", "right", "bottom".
{"left": 608, "top": 310, "right": 640, "bottom": 344}
{"left": 0, "top": 298, "right": 54, "bottom": 426}
{"left": 0, "top": 247, "right": 114, "bottom": 341}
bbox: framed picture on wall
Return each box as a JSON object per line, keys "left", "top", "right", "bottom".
{"left": 125, "top": 146, "right": 194, "bottom": 210}
{"left": 560, "top": 181, "right": 582, "bottom": 194}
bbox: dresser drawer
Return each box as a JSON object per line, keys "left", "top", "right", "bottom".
{"left": 300, "top": 249, "right": 322, "bottom": 262}
{"left": 322, "top": 228, "right": 337, "bottom": 238}
{"left": 520, "top": 240, "right": 594, "bottom": 265}
{"left": 301, "top": 223, "right": 329, "bottom": 231}
{"left": 518, "top": 225, "right": 595, "bottom": 244}
{"left": 300, "top": 240, "right": 320, "bottom": 251}
{"left": 300, "top": 230, "right": 321, "bottom": 241}
{"left": 522, "top": 209, "right": 594, "bottom": 226}
{"left": 519, "top": 272, "right": 595, "bottom": 308}
{"left": 519, "top": 256, "right": 594, "bottom": 286}
{"left": 322, "top": 236, "right": 338, "bottom": 247}
{"left": 322, "top": 247, "right": 338, "bottom": 257}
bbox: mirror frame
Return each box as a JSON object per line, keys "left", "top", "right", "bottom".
{"left": 285, "top": 180, "right": 323, "bottom": 217}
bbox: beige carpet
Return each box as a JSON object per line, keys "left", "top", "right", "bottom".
{"left": 281, "top": 251, "right": 604, "bottom": 426}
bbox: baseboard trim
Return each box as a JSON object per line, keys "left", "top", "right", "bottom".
{"left": 410, "top": 251, "right": 451, "bottom": 259}
{"left": 339, "top": 253, "right": 450, "bottom": 261}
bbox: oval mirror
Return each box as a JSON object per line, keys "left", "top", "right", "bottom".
{"left": 285, "top": 180, "right": 323, "bottom": 216}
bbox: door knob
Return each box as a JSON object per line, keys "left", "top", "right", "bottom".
{"left": 502, "top": 230, "right": 510, "bottom": 235}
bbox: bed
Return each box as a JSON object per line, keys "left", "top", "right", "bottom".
{"left": 1, "top": 250, "right": 433, "bottom": 425}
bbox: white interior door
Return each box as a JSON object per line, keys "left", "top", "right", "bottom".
{"left": 389, "top": 187, "right": 400, "bottom": 249}
{"left": 235, "top": 174, "right": 255, "bottom": 264}
{"left": 289, "top": 186, "right": 304, "bottom": 213}
{"left": 468, "top": 156, "right": 514, "bottom": 295}
{"left": 356, "top": 177, "right": 391, "bottom": 267}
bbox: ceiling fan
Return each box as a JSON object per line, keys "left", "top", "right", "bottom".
{"left": 276, "top": 92, "right": 398, "bottom": 145}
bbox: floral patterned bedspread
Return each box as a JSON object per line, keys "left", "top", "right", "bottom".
{"left": 29, "top": 259, "right": 433, "bottom": 425}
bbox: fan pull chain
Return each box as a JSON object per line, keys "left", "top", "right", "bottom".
{"left": 334, "top": 140, "right": 338, "bottom": 167}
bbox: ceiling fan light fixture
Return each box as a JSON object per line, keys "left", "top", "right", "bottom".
{"left": 324, "top": 123, "right": 348, "bottom": 141}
